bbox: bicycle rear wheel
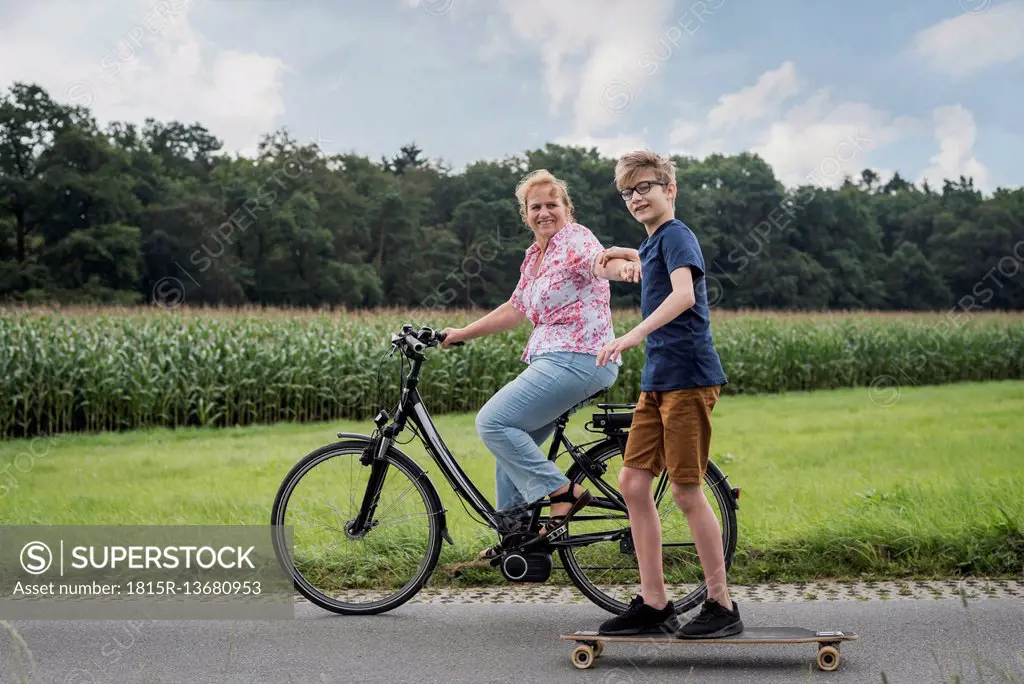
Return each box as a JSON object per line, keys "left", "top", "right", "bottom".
{"left": 558, "top": 439, "right": 738, "bottom": 616}
{"left": 271, "top": 439, "right": 444, "bottom": 615}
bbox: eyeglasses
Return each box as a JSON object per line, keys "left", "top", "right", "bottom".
{"left": 619, "top": 180, "right": 667, "bottom": 201}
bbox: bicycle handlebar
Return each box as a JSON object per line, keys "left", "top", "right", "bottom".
{"left": 434, "top": 330, "right": 464, "bottom": 347}
{"left": 393, "top": 324, "right": 463, "bottom": 356}
{"left": 403, "top": 333, "right": 425, "bottom": 353}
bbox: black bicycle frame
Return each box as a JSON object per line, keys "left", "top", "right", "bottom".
{"left": 360, "top": 351, "right": 628, "bottom": 539}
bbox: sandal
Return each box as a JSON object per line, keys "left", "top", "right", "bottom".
{"left": 539, "top": 485, "right": 593, "bottom": 539}
{"left": 479, "top": 543, "right": 503, "bottom": 560}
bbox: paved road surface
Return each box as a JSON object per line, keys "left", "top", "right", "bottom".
{"left": 3, "top": 594, "right": 1023, "bottom": 683}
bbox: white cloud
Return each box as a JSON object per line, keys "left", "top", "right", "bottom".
{"left": 491, "top": 0, "right": 676, "bottom": 137}
{"left": 669, "top": 120, "right": 699, "bottom": 145}
{"left": 668, "top": 63, "right": 921, "bottom": 188}
{"left": 911, "top": 0, "right": 1024, "bottom": 78}
{"left": 0, "top": 0, "right": 287, "bottom": 156}
{"left": 751, "top": 92, "right": 919, "bottom": 188}
{"left": 706, "top": 60, "right": 803, "bottom": 131}
{"left": 555, "top": 131, "right": 648, "bottom": 160}
{"left": 917, "top": 105, "right": 990, "bottom": 189}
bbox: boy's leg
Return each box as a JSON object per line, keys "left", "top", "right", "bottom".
{"left": 663, "top": 385, "right": 742, "bottom": 638}
{"left": 598, "top": 392, "right": 677, "bottom": 635}
{"left": 620, "top": 466, "right": 665, "bottom": 606}
{"left": 672, "top": 483, "right": 731, "bottom": 608}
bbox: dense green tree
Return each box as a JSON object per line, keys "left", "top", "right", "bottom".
{"left": 2, "top": 81, "right": 1023, "bottom": 311}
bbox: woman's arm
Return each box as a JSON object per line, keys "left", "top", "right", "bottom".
{"left": 441, "top": 301, "right": 525, "bottom": 346}
{"left": 593, "top": 256, "right": 641, "bottom": 282}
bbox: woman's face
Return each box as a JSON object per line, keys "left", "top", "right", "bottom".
{"left": 525, "top": 184, "right": 568, "bottom": 242}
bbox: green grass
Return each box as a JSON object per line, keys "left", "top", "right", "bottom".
{"left": 1, "top": 380, "right": 1022, "bottom": 587}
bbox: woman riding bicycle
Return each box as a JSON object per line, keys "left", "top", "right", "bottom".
{"left": 440, "top": 169, "right": 640, "bottom": 559}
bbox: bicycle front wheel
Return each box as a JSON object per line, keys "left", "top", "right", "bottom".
{"left": 271, "top": 439, "right": 444, "bottom": 615}
{"left": 558, "top": 439, "right": 738, "bottom": 616}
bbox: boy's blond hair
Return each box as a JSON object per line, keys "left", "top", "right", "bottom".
{"left": 515, "top": 169, "right": 576, "bottom": 225}
{"left": 614, "top": 150, "right": 676, "bottom": 191}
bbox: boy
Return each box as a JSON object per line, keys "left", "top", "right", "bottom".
{"left": 594, "top": 150, "right": 741, "bottom": 638}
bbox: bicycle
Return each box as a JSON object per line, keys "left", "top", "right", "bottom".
{"left": 271, "top": 323, "right": 740, "bottom": 617}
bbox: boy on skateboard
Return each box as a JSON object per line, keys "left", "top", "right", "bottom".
{"left": 594, "top": 150, "right": 742, "bottom": 639}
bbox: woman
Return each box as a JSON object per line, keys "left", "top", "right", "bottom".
{"left": 441, "top": 169, "right": 640, "bottom": 558}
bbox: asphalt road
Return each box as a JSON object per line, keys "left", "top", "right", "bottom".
{"left": 3, "top": 595, "right": 1023, "bottom": 683}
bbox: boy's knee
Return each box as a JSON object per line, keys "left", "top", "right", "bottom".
{"left": 671, "top": 482, "right": 704, "bottom": 512}
{"left": 618, "top": 467, "right": 653, "bottom": 501}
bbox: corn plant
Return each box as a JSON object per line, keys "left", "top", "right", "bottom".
{"left": 1, "top": 306, "right": 1022, "bottom": 439}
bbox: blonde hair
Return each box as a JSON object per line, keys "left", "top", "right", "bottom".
{"left": 614, "top": 150, "right": 676, "bottom": 190}
{"left": 515, "top": 169, "right": 576, "bottom": 226}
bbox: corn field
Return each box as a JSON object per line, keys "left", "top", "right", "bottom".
{"left": 2, "top": 306, "right": 1023, "bottom": 439}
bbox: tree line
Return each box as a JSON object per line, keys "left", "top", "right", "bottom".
{"left": 2, "top": 81, "right": 1023, "bottom": 312}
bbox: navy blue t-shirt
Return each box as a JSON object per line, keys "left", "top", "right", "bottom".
{"left": 637, "top": 219, "right": 728, "bottom": 392}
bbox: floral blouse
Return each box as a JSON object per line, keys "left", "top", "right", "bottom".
{"left": 508, "top": 222, "right": 617, "bottom": 364}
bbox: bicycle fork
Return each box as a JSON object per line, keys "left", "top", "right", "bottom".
{"left": 344, "top": 433, "right": 392, "bottom": 539}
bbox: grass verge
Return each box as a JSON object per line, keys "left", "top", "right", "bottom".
{"left": 1, "top": 380, "right": 1021, "bottom": 587}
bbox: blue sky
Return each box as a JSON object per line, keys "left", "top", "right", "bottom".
{"left": 2, "top": 0, "right": 1022, "bottom": 192}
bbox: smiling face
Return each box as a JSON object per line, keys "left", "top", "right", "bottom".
{"left": 525, "top": 183, "right": 569, "bottom": 242}
{"left": 614, "top": 151, "right": 678, "bottom": 233}
{"left": 622, "top": 174, "right": 676, "bottom": 230}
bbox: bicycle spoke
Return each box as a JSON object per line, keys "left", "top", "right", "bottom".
{"left": 372, "top": 510, "right": 442, "bottom": 527}
{"left": 373, "top": 472, "right": 421, "bottom": 522}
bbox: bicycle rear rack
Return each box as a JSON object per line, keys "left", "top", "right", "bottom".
{"left": 586, "top": 402, "right": 636, "bottom": 435}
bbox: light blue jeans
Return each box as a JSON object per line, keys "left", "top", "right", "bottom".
{"left": 475, "top": 352, "right": 619, "bottom": 512}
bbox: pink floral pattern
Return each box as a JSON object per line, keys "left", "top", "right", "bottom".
{"left": 508, "top": 222, "right": 616, "bottom": 363}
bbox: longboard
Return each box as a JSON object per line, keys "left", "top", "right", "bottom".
{"left": 560, "top": 626, "right": 858, "bottom": 671}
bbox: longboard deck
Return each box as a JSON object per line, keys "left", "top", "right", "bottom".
{"left": 561, "top": 627, "right": 857, "bottom": 671}
{"left": 561, "top": 627, "right": 857, "bottom": 645}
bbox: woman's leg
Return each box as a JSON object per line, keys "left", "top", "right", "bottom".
{"left": 483, "top": 423, "right": 563, "bottom": 557}
{"left": 494, "top": 421, "right": 558, "bottom": 511}
{"left": 540, "top": 356, "right": 618, "bottom": 528}
{"left": 475, "top": 352, "right": 618, "bottom": 515}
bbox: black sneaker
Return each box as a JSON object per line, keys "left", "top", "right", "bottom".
{"left": 598, "top": 595, "right": 678, "bottom": 636}
{"left": 675, "top": 598, "right": 743, "bottom": 639}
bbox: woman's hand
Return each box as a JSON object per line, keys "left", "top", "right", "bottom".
{"left": 439, "top": 327, "right": 467, "bottom": 348}
{"left": 618, "top": 261, "right": 641, "bottom": 283}
{"left": 598, "top": 246, "right": 640, "bottom": 267}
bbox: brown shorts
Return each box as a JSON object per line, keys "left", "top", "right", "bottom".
{"left": 622, "top": 386, "right": 721, "bottom": 485}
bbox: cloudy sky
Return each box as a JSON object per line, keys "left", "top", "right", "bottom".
{"left": 2, "top": 0, "right": 1022, "bottom": 192}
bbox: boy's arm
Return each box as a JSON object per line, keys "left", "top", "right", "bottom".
{"left": 595, "top": 266, "right": 695, "bottom": 367}
{"left": 631, "top": 266, "right": 695, "bottom": 337}
{"left": 598, "top": 246, "right": 640, "bottom": 265}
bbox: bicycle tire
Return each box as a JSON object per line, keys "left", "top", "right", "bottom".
{"left": 271, "top": 439, "right": 444, "bottom": 615}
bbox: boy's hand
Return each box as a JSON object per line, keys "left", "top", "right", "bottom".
{"left": 618, "top": 261, "right": 641, "bottom": 283}
{"left": 596, "top": 330, "right": 644, "bottom": 367}
{"left": 598, "top": 246, "right": 640, "bottom": 267}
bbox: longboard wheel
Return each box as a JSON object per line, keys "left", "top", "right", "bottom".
{"left": 593, "top": 642, "right": 604, "bottom": 658}
{"left": 571, "top": 645, "right": 595, "bottom": 670}
{"left": 817, "top": 645, "right": 840, "bottom": 672}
